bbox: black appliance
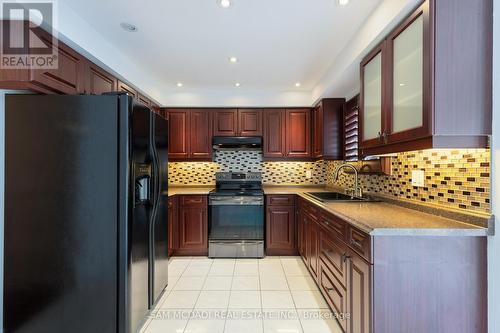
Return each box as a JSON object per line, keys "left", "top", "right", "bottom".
{"left": 3, "top": 94, "right": 168, "bottom": 333}
{"left": 208, "top": 172, "right": 264, "bottom": 258}
{"left": 212, "top": 136, "right": 262, "bottom": 150}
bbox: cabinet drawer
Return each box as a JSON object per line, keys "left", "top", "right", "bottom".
{"left": 319, "top": 228, "right": 348, "bottom": 287}
{"left": 348, "top": 227, "right": 371, "bottom": 262}
{"left": 319, "top": 262, "right": 348, "bottom": 332}
{"left": 267, "top": 195, "right": 295, "bottom": 206}
{"left": 180, "top": 195, "right": 207, "bottom": 207}
{"left": 320, "top": 212, "right": 347, "bottom": 242}
{"left": 298, "top": 198, "right": 319, "bottom": 217}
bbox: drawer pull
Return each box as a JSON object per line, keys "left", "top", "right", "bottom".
{"left": 324, "top": 221, "right": 330, "bottom": 226}
{"left": 326, "top": 287, "right": 335, "bottom": 292}
{"left": 351, "top": 239, "right": 363, "bottom": 248}
{"left": 341, "top": 253, "right": 351, "bottom": 263}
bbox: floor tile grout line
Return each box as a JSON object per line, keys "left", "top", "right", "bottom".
{"left": 280, "top": 257, "right": 305, "bottom": 333}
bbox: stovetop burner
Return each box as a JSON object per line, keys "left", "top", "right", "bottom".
{"left": 211, "top": 172, "right": 263, "bottom": 196}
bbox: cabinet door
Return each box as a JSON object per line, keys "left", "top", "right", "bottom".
{"left": 85, "top": 62, "right": 116, "bottom": 95}
{"left": 306, "top": 219, "right": 319, "bottom": 280}
{"left": 238, "top": 109, "right": 263, "bottom": 136}
{"left": 167, "top": 109, "right": 190, "bottom": 160}
{"left": 266, "top": 206, "right": 296, "bottom": 255}
{"left": 312, "top": 105, "right": 323, "bottom": 158}
{"left": 387, "top": 2, "right": 430, "bottom": 143}
{"left": 286, "top": 109, "right": 311, "bottom": 158}
{"left": 347, "top": 252, "right": 372, "bottom": 333}
{"left": 190, "top": 109, "right": 212, "bottom": 159}
{"left": 117, "top": 80, "right": 137, "bottom": 98}
{"left": 138, "top": 94, "right": 151, "bottom": 107}
{"left": 263, "top": 109, "right": 286, "bottom": 158}
{"left": 178, "top": 206, "right": 208, "bottom": 254}
{"left": 30, "top": 32, "right": 85, "bottom": 94}
{"left": 168, "top": 196, "right": 178, "bottom": 256}
{"left": 360, "top": 45, "right": 385, "bottom": 148}
{"left": 213, "top": 109, "right": 238, "bottom": 136}
{"left": 298, "top": 211, "right": 307, "bottom": 259}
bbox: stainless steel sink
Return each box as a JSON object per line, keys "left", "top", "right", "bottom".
{"left": 304, "top": 192, "right": 380, "bottom": 203}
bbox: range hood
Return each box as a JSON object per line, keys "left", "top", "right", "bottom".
{"left": 212, "top": 136, "right": 262, "bottom": 151}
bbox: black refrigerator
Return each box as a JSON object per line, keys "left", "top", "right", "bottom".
{"left": 3, "top": 93, "right": 169, "bottom": 333}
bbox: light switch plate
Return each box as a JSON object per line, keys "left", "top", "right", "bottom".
{"left": 412, "top": 170, "right": 425, "bottom": 187}
{"left": 306, "top": 170, "right": 312, "bottom": 179}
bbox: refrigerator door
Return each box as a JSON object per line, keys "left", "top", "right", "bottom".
{"left": 4, "top": 95, "right": 119, "bottom": 333}
{"left": 150, "top": 112, "right": 169, "bottom": 306}
{"left": 128, "top": 100, "right": 153, "bottom": 332}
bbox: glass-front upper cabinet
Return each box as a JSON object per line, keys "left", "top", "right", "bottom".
{"left": 387, "top": 3, "right": 430, "bottom": 141}
{"left": 360, "top": 45, "right": 384, "bottom": 147}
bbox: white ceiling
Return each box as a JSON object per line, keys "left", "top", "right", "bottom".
{"left": 60, "top": 0, "right": 383, "bottom": 104}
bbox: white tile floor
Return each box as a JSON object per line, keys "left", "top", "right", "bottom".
{"left": 139, "top": 256, "right": 343, "bottom": 333}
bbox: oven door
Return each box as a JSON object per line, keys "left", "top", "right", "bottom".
{"left": 209, "top": 195, "right": 264, "bottom": 241}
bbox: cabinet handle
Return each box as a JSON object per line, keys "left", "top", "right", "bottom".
{"left": 381, "top": 130, "right": 388, "bottom": 144}
{"left": 326, "top": 286, "right": 335, "bottom": 292}
{"left": 378, "top": 131, "right": 382, "bottom": 142}
{"left": 342, "top": 253, "right": 351, "bottom": 263}
{"left": 324, "top": 221, "right": 330, "bottom": 226}
{"left": 351, "top": 239, "right": 363, "bottom": 248}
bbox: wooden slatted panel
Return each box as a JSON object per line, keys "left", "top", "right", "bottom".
{"left": 344, "top": 96, "right": 359, "bottom": 161}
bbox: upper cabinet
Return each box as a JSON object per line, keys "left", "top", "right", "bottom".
{"left": 213, "top": 109, "right": 238, "bottom": 136}
{"left": 359, "top": 0, "right": 492, "bottom": 156}
{"left": 166, "top": 109, "right": 212, "bottom": 161}
{"left": 238, "top": 109, "right": 263, "bottom": 136}
{"left": 213, "top": 109, "right": 263, "bottom": 137}
{"left": 117, "top": 80, "right": 138, "bottom": 99}
{"left": 84, "top": 61, "right": 117, "bottom": 95}
{"left": 263, "top": 108, "right": 312, "bottom": 159}
{"left": 313, "top": 99, "right": 345, "bottom": 160}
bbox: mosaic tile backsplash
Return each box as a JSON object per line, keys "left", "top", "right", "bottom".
{"left": 168, "top": 151, "right": 326, "bottom": 185}
{"left": 327, "top": 149, "right": 491, "bottom": 214}
{"left": 168, "top": 149, "right": 491, "bottom": 214}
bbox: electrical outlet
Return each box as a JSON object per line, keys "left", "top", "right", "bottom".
{"left": 306, "top": 170, "right": 312, "bottom": 179}
{"left": 411, "top": 170, "right": 425, "bottom": 187}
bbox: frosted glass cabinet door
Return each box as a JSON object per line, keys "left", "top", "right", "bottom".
{"left": 392, "top": 15, "right": 424, "bottom": 133}
{"left": 362, "top": 52, "right": 382, "bottom": 141}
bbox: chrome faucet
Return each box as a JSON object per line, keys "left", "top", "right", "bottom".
{"left": 333, "top": 163, "right": 363, "bottom": 198}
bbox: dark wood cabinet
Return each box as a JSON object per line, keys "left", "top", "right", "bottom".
{"left": 313, "top": 99, "right": 345, "bottom": 160}
{"left": 190, "top": 109, "right": 212, "bottom": 159}
{"left": 347, "top": 251, "right": 371, "bottom": 333}
{"left": 213, "top": 108, "right": 262, "bottom": 137}
{"left": 306, "top": 217, "right": 319, "bottom": 280}
{"left": 263, "top": 108, "right": 312, "bottom": 159}
{"left": 30, "top": 31, "right": 85, "bottom": 95}
{"left": 84, "top": 61, "right": 116, "bottom": 95}
{"left": 177, "top": 195, "right": 208, "bottom": 256}
{"left": 117, "top": 80, "right": 138, "bottom": 98}
{"left": 359, "top": 0, "right": 492, "bottom": 156}
{"left": 238, "top": 109, "right": 263, "bottom": 136}
{"left": 167, "top": 109, "right": 190, "bottom": 160}
{"left": 319, "top": 261, "right": 349, "bottom": 332}
{"left": 266, "top": 195, "right": 296, "bottom": 256}
{"left": 138, "top": 94, "right": 151, "bottom": 107}
{"left": 213, "top": 109, "right": 238, "bottom": 136}
{"left": 168, "top": 196, "right": 178, "bottom": 256}
{"left": 166, "top": 109, "right": 212, "bottom": 161}
{"left": 285, "top": 109, "right": 311, "bottom": 158}
{"left": 263, "top": 109, "right": 286, "bottom": 158}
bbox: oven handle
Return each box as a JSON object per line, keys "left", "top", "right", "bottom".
{"left": 209, "top": 197, "right": 264, "bottom": 206}
{"left": 209, "top": 241, "right": 264, "bottom": 245}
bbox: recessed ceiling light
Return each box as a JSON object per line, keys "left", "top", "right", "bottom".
{"left": 176, "top": 82, "right": 183, "bottom": 87}
{"left": 235, "top": 82, "right": 241, "bottom": 87}
{"left": 229, "top": 56, "right": 238, "bottom": 63}
{"left": 337, "top": 0, "right": 350, "bottom": 6}
{"left": 120, "top": 22, "right": 138, "bottom": 32}
{"left": 218, "top": 0, "right": 231, "bottom": 8}
{"left": 295, "top": 82, "right": 301, "bottom": 87}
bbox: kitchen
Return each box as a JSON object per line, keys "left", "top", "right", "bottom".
{"left": 0, "top": 0, "right": 499, "bottom": 333}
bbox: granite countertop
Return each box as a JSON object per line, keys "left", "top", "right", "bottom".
{"left": 167, "top": 185, "right": 492, "bottom": 236}
{"left": 262, "top": 185, "right": 491, "bottom": 236}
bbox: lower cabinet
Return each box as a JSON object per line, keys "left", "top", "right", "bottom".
{"left": 298, "top": 197, "right": 372, "bottom": 333}
{"left": 266, "top": 195, "right": 297, "bottom": 255}
{"left": 176, "top": 195, "right": 208, "bottom": 256}
{"left": 167, "top": 196, "right": 178, "bottom": 256}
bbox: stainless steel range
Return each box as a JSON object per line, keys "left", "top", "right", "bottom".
{"left": 208, "top": 172, "right": 264, "bottom": 258}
